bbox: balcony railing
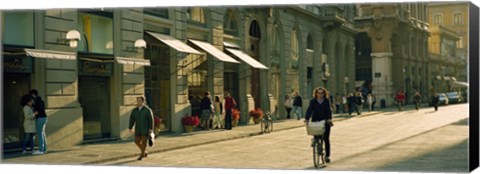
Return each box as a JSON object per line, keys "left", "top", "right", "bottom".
{"left": 321, "top": 6, "right": 345, "bottom": 20}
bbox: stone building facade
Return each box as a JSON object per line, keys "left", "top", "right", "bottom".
{"left": 354, "top": 3, "right": 430, "bottom": 105}
{"left": 427, "top": 2, "right": 469, "bottom": 94}
{"left": 0, "top": 5, "right": 357, "bottom": 150}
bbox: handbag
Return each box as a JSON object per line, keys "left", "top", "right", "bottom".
{"left": 306, "top": 120, "right": 326, "bottom": 136}
{"left": 148, "top": 132, "right": 155, "bottom": 147}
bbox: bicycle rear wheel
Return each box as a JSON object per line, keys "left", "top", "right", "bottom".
{"left": 260, "top": 120, "right": 266, "bottom": 133}
{"left": 268, "top": 119, "right": 273, "bottom": 133}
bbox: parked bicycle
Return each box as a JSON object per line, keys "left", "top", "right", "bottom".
{"left": 306, "top": 120, "right": 327, "bottom": 168}
{"left": 260, "top": 112, "right": 273, "bottom": 133}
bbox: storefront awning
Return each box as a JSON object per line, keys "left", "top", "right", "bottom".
{"left": 188, "top": 39, "right": 240, "bottom": 64}
{"left": 452, "top": 81, "right": 469, "bottom": 87}
{"left": 116, "top": 57, "right": 150, "bottom": 66}
{"left": 25, "top": 49, "right": 76, "bottom": 60}
{"left": 435, "top": 76, "right": 457, "bottom": 81}
{"left": 145, "top": 31, "right": 202, "bottom": 55}
{"left": 225, "top": 48, "right": 268, "bottom": 70}
{"left": 223, "top": 41, "right": 240, "bottom": 49}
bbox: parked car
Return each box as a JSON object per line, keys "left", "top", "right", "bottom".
{"left": 438, "top": 93, "right": 449, "bottom": 105}
{"left": 445, "top": 92, "right": 462, "bottom": 104}
{"left": 430, "top": 93, "right": 449, "bottom": 106}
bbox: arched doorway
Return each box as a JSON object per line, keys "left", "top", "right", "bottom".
{"left": 249, "top": 20, "right": 261, "bottom": 108}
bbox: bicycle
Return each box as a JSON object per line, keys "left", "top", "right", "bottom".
{"left": 397, "top": 100, "right": 404, "bottom": 111}
{"left": 260, "top": 112, "right": 273, "bottom": 133}
{"left": 306, "top": 120, "right": 327, "bottom": 168}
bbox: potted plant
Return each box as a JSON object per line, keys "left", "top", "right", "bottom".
{"left": 249, "top": 108, "right": 263, "bottom": 124}
{"left": 231, "top": 109, "right": 240, "bottom": 127}
{"left": 182, "top": 114, "right": 200, "bottom": 133}
{"left": 154, "top": 115, "right": 163, "bottom": 135}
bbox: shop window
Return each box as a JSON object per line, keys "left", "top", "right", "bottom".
{"left": 77, "top": 11, "right": 113, "bottom": 54}
{"left": 224, "top": 10, "right": 238, "bottom": 36}
{"left": 2, "top": 11, "right": 34, "bottom": 47}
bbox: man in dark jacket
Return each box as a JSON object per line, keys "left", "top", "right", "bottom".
{"left": 304, "top": 87, "right": 333, "bottom": 163}
{"left": 292, "top": 91, "right": 303, "bottom": 120}
{"left": 431, "top": 92, "right": 440, "bottom": 111}
{"left": 347, "top": 93, "right": 360, "bottom": 116}
{"left": 129, "top": 96, "right": 154, "bottom": 160}
{"left": 200, "top": 91, "right": 213, "bottom": 130}
{"left": 30, "top": 89, "right": 48, "bottom": 155}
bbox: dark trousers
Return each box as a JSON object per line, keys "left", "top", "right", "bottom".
{"left": 22, "top": 133, "right": 35, "bottom": 151}
{"left": 349, "top": 103, "right": 359, "bottom": 115}
{"left": 225, "top": 109, "right": 232, "bottom": 130}
{"left": 286, "top": 108, "right": 292, "bottom": 119}
{"left": 434, "top": 104, "right": 438, "bottom": 111}
{"left": 335, "top": 104, "right": 340, "bottom": 114}
{"left": 314, "top": 125, "right": 331, "bottom": 157}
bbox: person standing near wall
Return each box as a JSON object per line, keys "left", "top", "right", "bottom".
{"left": 30, "top": 89, "right": 47, "bottom": 155}
{"left": 224, "top": 92, "right": 237, "bottom": 130}
{"left": 200, "top": 91, "right": 214, "bottom": 130}
{"left": 212, "top": 96, "right": 223, "bottom": 129}
{"left": 292, "top": 91, "right": 303, "bottom": 120}
{"left": 21, "top": 95, "right": 37, "bottom": 154}
{"left": 284, "top": 94, "right": 293, "bottom": 119}
{"left": 129, "top": 96, "right": 154, "bottom": 161}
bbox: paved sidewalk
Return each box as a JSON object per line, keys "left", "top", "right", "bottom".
{"left": 0, "top": 104, "right": 428, "bottom": 165}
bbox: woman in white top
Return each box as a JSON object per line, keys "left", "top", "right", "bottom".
{"left": 284, "top": 94, "right": 293, "bottom": 119}
{"left": 212, "top": 96, "right": 223, "bottom": 129}
{"left": 21, "top": 95, "right": 38, "bottom": 154}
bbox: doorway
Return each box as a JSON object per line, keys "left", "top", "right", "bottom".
{"left": 79, "top": 76, "right": 111, "bottom": 140}
{"left": 3, "top": 73, "right": 31, "bottom": 149}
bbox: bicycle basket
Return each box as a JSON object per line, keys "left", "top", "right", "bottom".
{"left": 306, "top": 120, "right": 326, "bottom": 136}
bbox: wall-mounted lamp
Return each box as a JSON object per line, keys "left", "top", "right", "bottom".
{"left": 57, "top": 30, "right": 81, "bottom": 48}
{"left": 127, "top": 39, "right": 147, "bottom": 51}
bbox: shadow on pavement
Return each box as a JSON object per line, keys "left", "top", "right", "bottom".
{"left": 372, "top": 139, "right": 468, "bottom": 173}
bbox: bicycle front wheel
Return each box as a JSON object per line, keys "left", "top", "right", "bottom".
{"left": 313, "top": 139, "right": 321, "bottom": 168}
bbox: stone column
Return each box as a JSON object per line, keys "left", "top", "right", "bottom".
{"left": 371, "top": 52, "right": 394, "bottom": 107}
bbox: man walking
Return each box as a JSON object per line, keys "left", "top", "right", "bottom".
{"left": 31, "top": 89, "right": 48, "bottom": 155}
{"left": 129, "top": 96, "right": 154, "bottom": 160}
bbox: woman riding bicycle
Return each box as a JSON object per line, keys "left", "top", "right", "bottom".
{"left": 304, "top": 87, "right": 333, "bottom": 163}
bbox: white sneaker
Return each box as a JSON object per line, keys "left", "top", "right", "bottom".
{"left": 32, "top": 151, "right": 44, "bottom": 155}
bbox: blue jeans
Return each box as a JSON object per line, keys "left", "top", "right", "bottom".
{"left": 36, "top": 117, "right": 48, "bottom": 152}
{"left": 293, "top": 106, "right": 302, "bottom": 119}
{"left": 22, "top": 133, "right": 35, "bottom": 151}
